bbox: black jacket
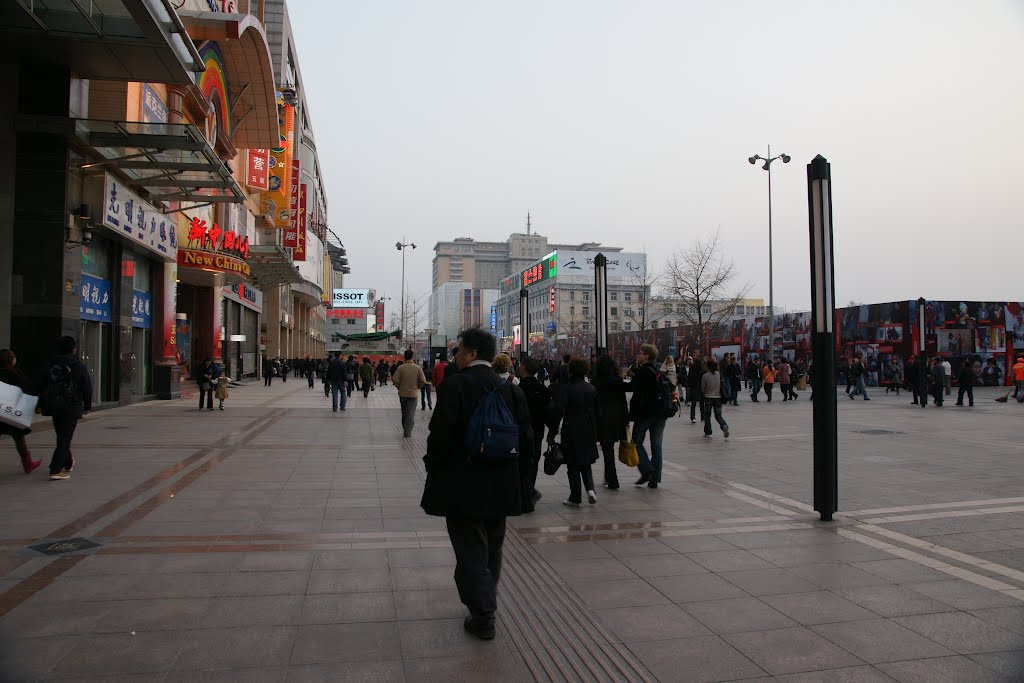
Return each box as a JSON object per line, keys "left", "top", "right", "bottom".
{"left": 687, "top": 360, "right": 705, "bottom": 390}
{"left": 518, "top": 375, "right": 550, "bottom": 445}
{"left": 594, "top": 375, "right": 628, "bottom": 443}
{"left": 957, "top": 365, "right": 973, "bottom": 387}
{"left": 43, "top": 354, "right": 93, "bottom": 418}
{"left": 420, "top": 364, "right": 533, "bottom": 519}
{"left": 628, "top": 362, "right": 660, "bottom": 421}
{"left": 344, "top": 359, "right": 359, "bottom": 380}
{"left": 548, "top": 378, "right": 600, "bottom": 467}
{"left": 327, "top": 358, "right": 347, "bottom": 383}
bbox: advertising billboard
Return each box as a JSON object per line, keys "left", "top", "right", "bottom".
{"left": 332, "top": 289, "right": 371, "bottom": 309}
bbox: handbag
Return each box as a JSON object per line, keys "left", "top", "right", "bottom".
{"left": 618, "top": 425, "right": 639, "bottom": 467}
{"left": 542, "top": 442, "right": 565, "bottom": 475}
{"left": 0, "top": 380, "right": 38, "bottom": 431}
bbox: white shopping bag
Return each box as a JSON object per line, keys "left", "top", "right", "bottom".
{"left": 0, "top": 381, "right": 37, "bottom": 430}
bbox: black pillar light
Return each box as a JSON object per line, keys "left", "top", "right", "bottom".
{"left": 594, "top": 253, "right": 609, "bottom": 357}
{"left": 807, "top": 155, "right": 838, "bottom": 522}
{"left": 519, "top": 287, "right": 528, "bottom": 362}
{"left": 918, "top": 296, "right": 928, "bottom": 408}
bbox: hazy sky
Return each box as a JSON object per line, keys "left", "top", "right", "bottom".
{"left": 290, "top": 1, "right": 1024, "bottom": 312}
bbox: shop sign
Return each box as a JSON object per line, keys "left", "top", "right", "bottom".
{"left": 262, "top": 102, "right": 294, "bottom": 227}
{"left": 290, "top": 160, "right": 300, "bottom": 229}
{"left": 293, "top": 184, "right": 307, "bottom": 262}
{"left": 81, "top": 274, "right": 112, "bottom": 323}
{"left": 221, "top": 283, "right": 263, "bottom": 313}
{"left": 333, "top": 289, "right": 370, "bottom": 308}
{"left": 132, "top": 290, "right": 152, "bottom": 329}
{"left": 101, "top": 174, "right": 177, "bottom": 260}
{"left": 490, "top": 305, "right": 497, "bottom": 333}
{"left": 549, "top": 285, "right": 556, "bottom": 313}
{"left": 141, "top": 83, "right": 168, "bottom": 124}
{"left": 247, "top": 148, "right": 269, "bottom": 190}
{"left": 183, "top": 216, "right": 249, "bottom": 260}
{"left": 375, "top": 301, "right": 385, "bottom": 330}
{"left": 327, "top": 308, "right": 366, "bottom": 319}
{"left": 178, "top": 249, "right": 251, "bottom": 277}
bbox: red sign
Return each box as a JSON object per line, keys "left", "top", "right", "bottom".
{"left": 289, "top": 160, "right": 300, "bottom": 226}
{"left": 375, "top": 301, "right": 385, "bottom": 331}
{"left": 246, "top": 149, "right": 268, "bottom": 190}
{"left": 327, "top": 308, "right": 366, "bottom": 319}
{"left": 549, "top": 285, "right": 556, "bottom": 313}
{"left": 185, "top": 216, "right": 248, "bottom": 260}
{"left": 293, "top": 184, "right": 307, "bottom": 262}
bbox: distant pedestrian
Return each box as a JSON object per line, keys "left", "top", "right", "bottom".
{"left": 393, "top": 350, "right": 427, "bottom": 436}
{"left": 995, "top": 357, "right": 1024, "bottom": 403}
{"left": 328, "top": 352, "right": 347, "bottom": 412}
{"left": 215, "top": 375, "right": 229, "bottom": 410}
{"left": 39, "top": 336, "right": 92, "bottom": 481}
{"left": 930, "top": 357, "right": 946, "bottom": 407}
{"left": 305, "top": 356, "right": 316, "bottom": 389}
{"left": 847, "top": 357, "right": 869, "bottom": 401}
{"left": 280, "top": 358, "right": 289, "bottom": 383}
{"left": 777, "top": 359, "right": 793, "bottom": 401}
{"left": 955, "top": 359, "right": 974, "bottom": 407}
{"left": 762, "top": 361, "right": 776, "bottom": 402}
{"left": 942, "top": 359, "right": 952, "bottom": 396}
{"left": 688, "top": 352, "right": 706, "bottom": 423}
{"left": 749, "top": 357, "right": 763, "bottom": 402}
{"left": 907, "top": 355, "right": 923, "bottom": 405}
{"left": 420, "top": 361, "right": 433, "bottom": 410}
{"left": 345, "top": 355, "right": 359, "bottom": 396}
{"left": 263, "top": 355, "right": 273, "bottom": 386}
{"left": 701, "top": 359, "right": 729, "bottom": 439}
{"left": 420, "top": 328, "right": 533, "bottom": 641}
{"left": 360, "top": 357, "right": 374, "bottom": 397}
{"left": 547, "top": 357, "right": 601, "bottom": 507}
{"left": 726, "top": 354, "right": 742, "bottom": 406}
{"left": 0, "top": 348, "right": 41, "bottom": 473}
{"left": 593, "top": 354, "right": 628, "bottom": 490}
{"left": 198, "top": 358, "right": 220, "bottom": 410}
{"left": 517, "top": 357, "right": 550, "bottom": 510}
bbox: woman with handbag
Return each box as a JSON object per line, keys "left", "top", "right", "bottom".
{"left": 0, "top": 349, "right": 41, "bottom": 473}
{"left": 593, "top": 354, "right": 628, "bottom": 490}
{"left": 547, "top": 356, "right": 602, "bottom": 507}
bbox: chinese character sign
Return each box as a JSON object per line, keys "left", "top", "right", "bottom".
{"left": 131, "top": 290, "right": 153, "bottom": 329}
{"left": 293, "top": 183, "right": 307, "bottom": 262}
{"left": 141, "top": 83, "right": 168, "bottom": 124}
{"left": 375, "top": 301, "right": 385, "bottom": 331}
{"left": 290, "top": 160, "right": 301, "bottom": 229}
{"left": 247, "top": 148, "right": 269, "bottom": 190}
{"left": 100, "top": 174, "right": 175, "bottom": 260}
{"left": 81, "top": 274, "right": 113, "bottom": 323}
{"left": 262, "top": 102, "right": 294, "bottom": 228}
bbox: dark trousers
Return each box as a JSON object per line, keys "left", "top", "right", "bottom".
{"left": 567, "top": 462, "right": 595, "bottom": 502}
{"left": 956, "top": 385, "right": 974, "bottom": 406}
{"left": 912, "top": 383, "right": 923, "bottom": 404}
{"left": 199, "top": 386, "right": 213, "bottom": 409}
{"left": 446, "top": 517, "right": 506, "bottom": 622}
{"left": 420, "top": 384, "right": 432, "bottom": 409}
{"left": 323, "top": 380, "right": 330, "bottom": 397}
{"left": 780, "top": 383, "right": 791, "bottom": 400}
{"left": 600, "top": 441, "right": 619, "bottom": 487}
{"left": 931, "top": 385, "right": 943, "bottom": 406}
{"left": 49, "top": 416, "right": 78, "bottom": 475}
{"left": 400, "top": 396, "right": 417, "bottom": 435}
{"left": 264, "top": 374, "right": 272, "bottom": 386}
{"left": 764, "top": 383, "right": 774, "bottom": 401}
{"left": 362, "top": 382, "right": 371, "bottom": 397}
{"left": 689, "top": 387, "right": 705, "bottom": 421}
{"left": 730, "top": 380, "right": 741, "bottom": 405}
{"left": 346, "top": 379, "right": 355, "bottom": 396}
{"left": 307, "top": 372, "right": 315, "bottom": 388}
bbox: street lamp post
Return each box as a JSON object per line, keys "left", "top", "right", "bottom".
{"left": 594, "top": 253, "right": 609, "bottom": 357}
{"left": 918, "top": 297, "right": 928, "bottom": 408}
{"left": 749, "top": 146, "right": 790, "bottom": 361}
{"left": 519, "top": 287, "right": 528, "bottom": 362}
{"left": 395, "top": 238, "right": 417, "bottom": 345}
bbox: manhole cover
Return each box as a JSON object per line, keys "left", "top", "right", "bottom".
{"left": 26, "top": 538, "right": 102, "bottom": 556}
{"left": 854, "top": 429, "right": 901, "bottom": 435}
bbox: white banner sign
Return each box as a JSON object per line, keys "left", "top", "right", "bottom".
{"left": 557, "top": 251, "right": 646, "bottom": 281}
{"left": 101, "top": 174, "right": 177, "bottom": 261}
{"left": 332, "top": 289, "right": 371, "bottom": 308}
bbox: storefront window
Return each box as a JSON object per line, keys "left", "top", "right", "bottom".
{"left": 131, "top": 258, "right": 153, "bottom": 395}
{"left": 80, "top": 238, "right": 114, "bottom": 403}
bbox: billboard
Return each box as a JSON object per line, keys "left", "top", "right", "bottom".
{"left": 557, "top": 251, "right": 646, "bottom": 281}
{"left": 332, "top": 289, "right": 370, "bottom": 308}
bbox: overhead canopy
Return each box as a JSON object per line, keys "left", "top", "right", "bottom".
{"left": 0, "top": 0, "right": 202, "bottom": 83}
{"left": 247, "top": 244, "right": 305, "bottom": 287}
{"left": 69, "top": 119, "right": 245, "bottom": 207}
{"left": 177, "top": 11, "right": 278, "bottom": 149}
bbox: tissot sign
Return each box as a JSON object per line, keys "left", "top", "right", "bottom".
{"left": 332, "top": 289, "right": 370, "bottom": 308}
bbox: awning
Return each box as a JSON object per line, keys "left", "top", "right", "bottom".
{"left": 68, "top": 119, "right": 245, "bottom": 208}
{"left": 0, "top": 0, "right": 202, "bottom": 83}
{"left": 291, "top": 281, "right": 323, "bottom": 307}
{"left": 177, "top": 11, "right": 278, "bottom": 149}
{"left": 247, "top": 245, "right": 304, "bottom": 287}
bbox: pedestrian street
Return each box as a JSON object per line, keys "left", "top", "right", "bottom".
{"left": 0, "top": 379, "right": 1023, "bottom": 681}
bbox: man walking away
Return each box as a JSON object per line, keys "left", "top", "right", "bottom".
{"left": 305, "top": 356, "right": 316, "bottom": 389}
{"left": 931, "top": 357, "right": 946, "bottom": 407}
{"left": 39, "top": 336, "right": 92, "bottom": 481}
{"left": 942, "top": 358, "right": 952, "bottom": 396}
{"left": 749, "top": 358, "right": 763, "bottom": 402}
{"left": 328, "top": 352, "right": 347, "bottom": 412}
{"left": 906, "top": 355, "right": 922, "bottom": 405}
{"left": 263, "top": 354, "right": 272, "bottom": 386}
{"left": 359, "top": 357, "right": 374, "bottom": 397}
{"left": 630, "top": 344, "right": 668, "bottom": 489}
{"left": 727, "top": 354, "right": 742, "bottom": 406}
{"left": 420, "top": 328, "right": 533, "bottom": 640}
{"left": 345, "top": 355, "right": 359, "bottom": 396}
{"left": 848, "top": 357, "right": 869, "bottom": 401}
{"left": 517, "top": 357, "right": 551, "bottom": 510}
{"left": 955, "top": 359, "right": 975, "bottom": 407}
{"left": 394, "top": 350, "right": 427, "bottom": 437}
{"left": 687, "top": 352, "right": 705, "bottom": 423}
{"left": 777, "top": 359, "right": 793, "bottom": 401}
{"left": 701, "top": 359, "right": 729, "bottom": 439}
{"left": 420, "top": 361, "right": 433, "bottom": 410}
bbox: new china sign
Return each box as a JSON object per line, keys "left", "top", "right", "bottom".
{"left": 101, "top": 174, "right": 177, "bottom": 261}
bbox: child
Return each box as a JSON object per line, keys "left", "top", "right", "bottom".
{"left": 215, "top": 375, "right": 229, "bottom": 410}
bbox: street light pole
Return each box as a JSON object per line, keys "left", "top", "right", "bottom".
{"left": 395, "top": 238, "right": 417, "bottom": 344}
{"left": 519, "top": 287, "right": 528, "bottom": 362}
{"left": 749, "top": 146, "right": 790, "bottom": 361}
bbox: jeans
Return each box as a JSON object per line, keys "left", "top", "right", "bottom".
{"left": 331, "top": 382, "right": 347, "bottom": 411}
{"left": 956, "top": 385, "right": 973, "bottom": 406}
{"left": 600, "top": 441, "right": 619, "bottom": 487}
{"left": 633, "top": 417, "right": 666, "bottom": 483}
{"left": 854, "top": 377, "right": 868, "bottom": 399}
{"left": 421, "top": 384, "right": 432, "bottom": 409}
{"left": 566, "top": 462, "right": 595, "bottom": 503}
{"left": 199, "top": 386, "right": 213, "bottom": 409}
{"left": 750, "top": 378, "right": 762, "bottom": 400}
{"left": 400, "top": 396, "right": 417, "bottom": 435}
{"left": 49, "top": 415, "right": 78, "bottom": 474}
{"left": 704, "top": 398, "right": 728, "bottom": 435}
{"left": 446, "top": 517, "right": 506, "bottom": 622}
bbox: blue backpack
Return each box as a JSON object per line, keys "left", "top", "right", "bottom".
{"left": 464, "top": 376, "right": 520, "bottom": 461}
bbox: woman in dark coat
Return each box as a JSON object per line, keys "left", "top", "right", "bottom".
{"left": 0, "top": 349, "right": 41, "bottom": 473}
{"left": 592, "top": 354, "right": 628, "bottom": 489}
{"left": 547, "top": 356, "right": 601, "bottom": 507}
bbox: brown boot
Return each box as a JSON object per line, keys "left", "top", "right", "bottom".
{"left": 20, "top": 451, "right": 41, "bottom": 474}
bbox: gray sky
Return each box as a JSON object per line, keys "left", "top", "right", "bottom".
{"left": 290, "top": 0, "right": 1024, "bottom": 312}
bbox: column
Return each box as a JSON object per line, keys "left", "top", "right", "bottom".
{"left": 263, "top": 285, "right": 281, "bottom": 358}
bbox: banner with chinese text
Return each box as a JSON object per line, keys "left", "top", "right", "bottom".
{"left": 293, "top": 183, "right": 307, "bottom": 261}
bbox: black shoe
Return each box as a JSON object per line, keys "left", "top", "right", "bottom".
{"left": 464, "top": 616, "right": 495, "bottom": 640}
{"left": 955, "top": 403, "right": 963, "bottom": 406}
{"left": 604, "top": 482, "right": 619, "bottom": 490}
{"left": 863, "top": 398, "right": 870, "bottom": 401}
{"left": 647, "top": 481, "right": 658, "bottom": 489}
{"left": 634, "top": 473, "right": 650, "bottom": 486}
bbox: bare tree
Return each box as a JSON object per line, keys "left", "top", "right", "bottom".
{"left": 663, "top": 229, "right": 751, "bottom": 352}
{"left": 621, "top": 249, "right": 666, "bottom": 335}
{"left": 557, "top": 299, "right": 594, "bottom": 357}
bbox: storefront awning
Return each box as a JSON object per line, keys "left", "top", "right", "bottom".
{"left": 69, "top": 119, "right": 245, "bottom": 208}
{"left": 0, "top": 0, "right": 202, "bottom": 84}
{"left": 247, "top": 245, "right": 305, "bottom": 287}
{"left": 177, "top": 11, "right": 278, "bottom": 149}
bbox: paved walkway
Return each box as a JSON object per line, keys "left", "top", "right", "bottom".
{"left": 0, "top": 378, "right": 1022, "bottom": 681}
